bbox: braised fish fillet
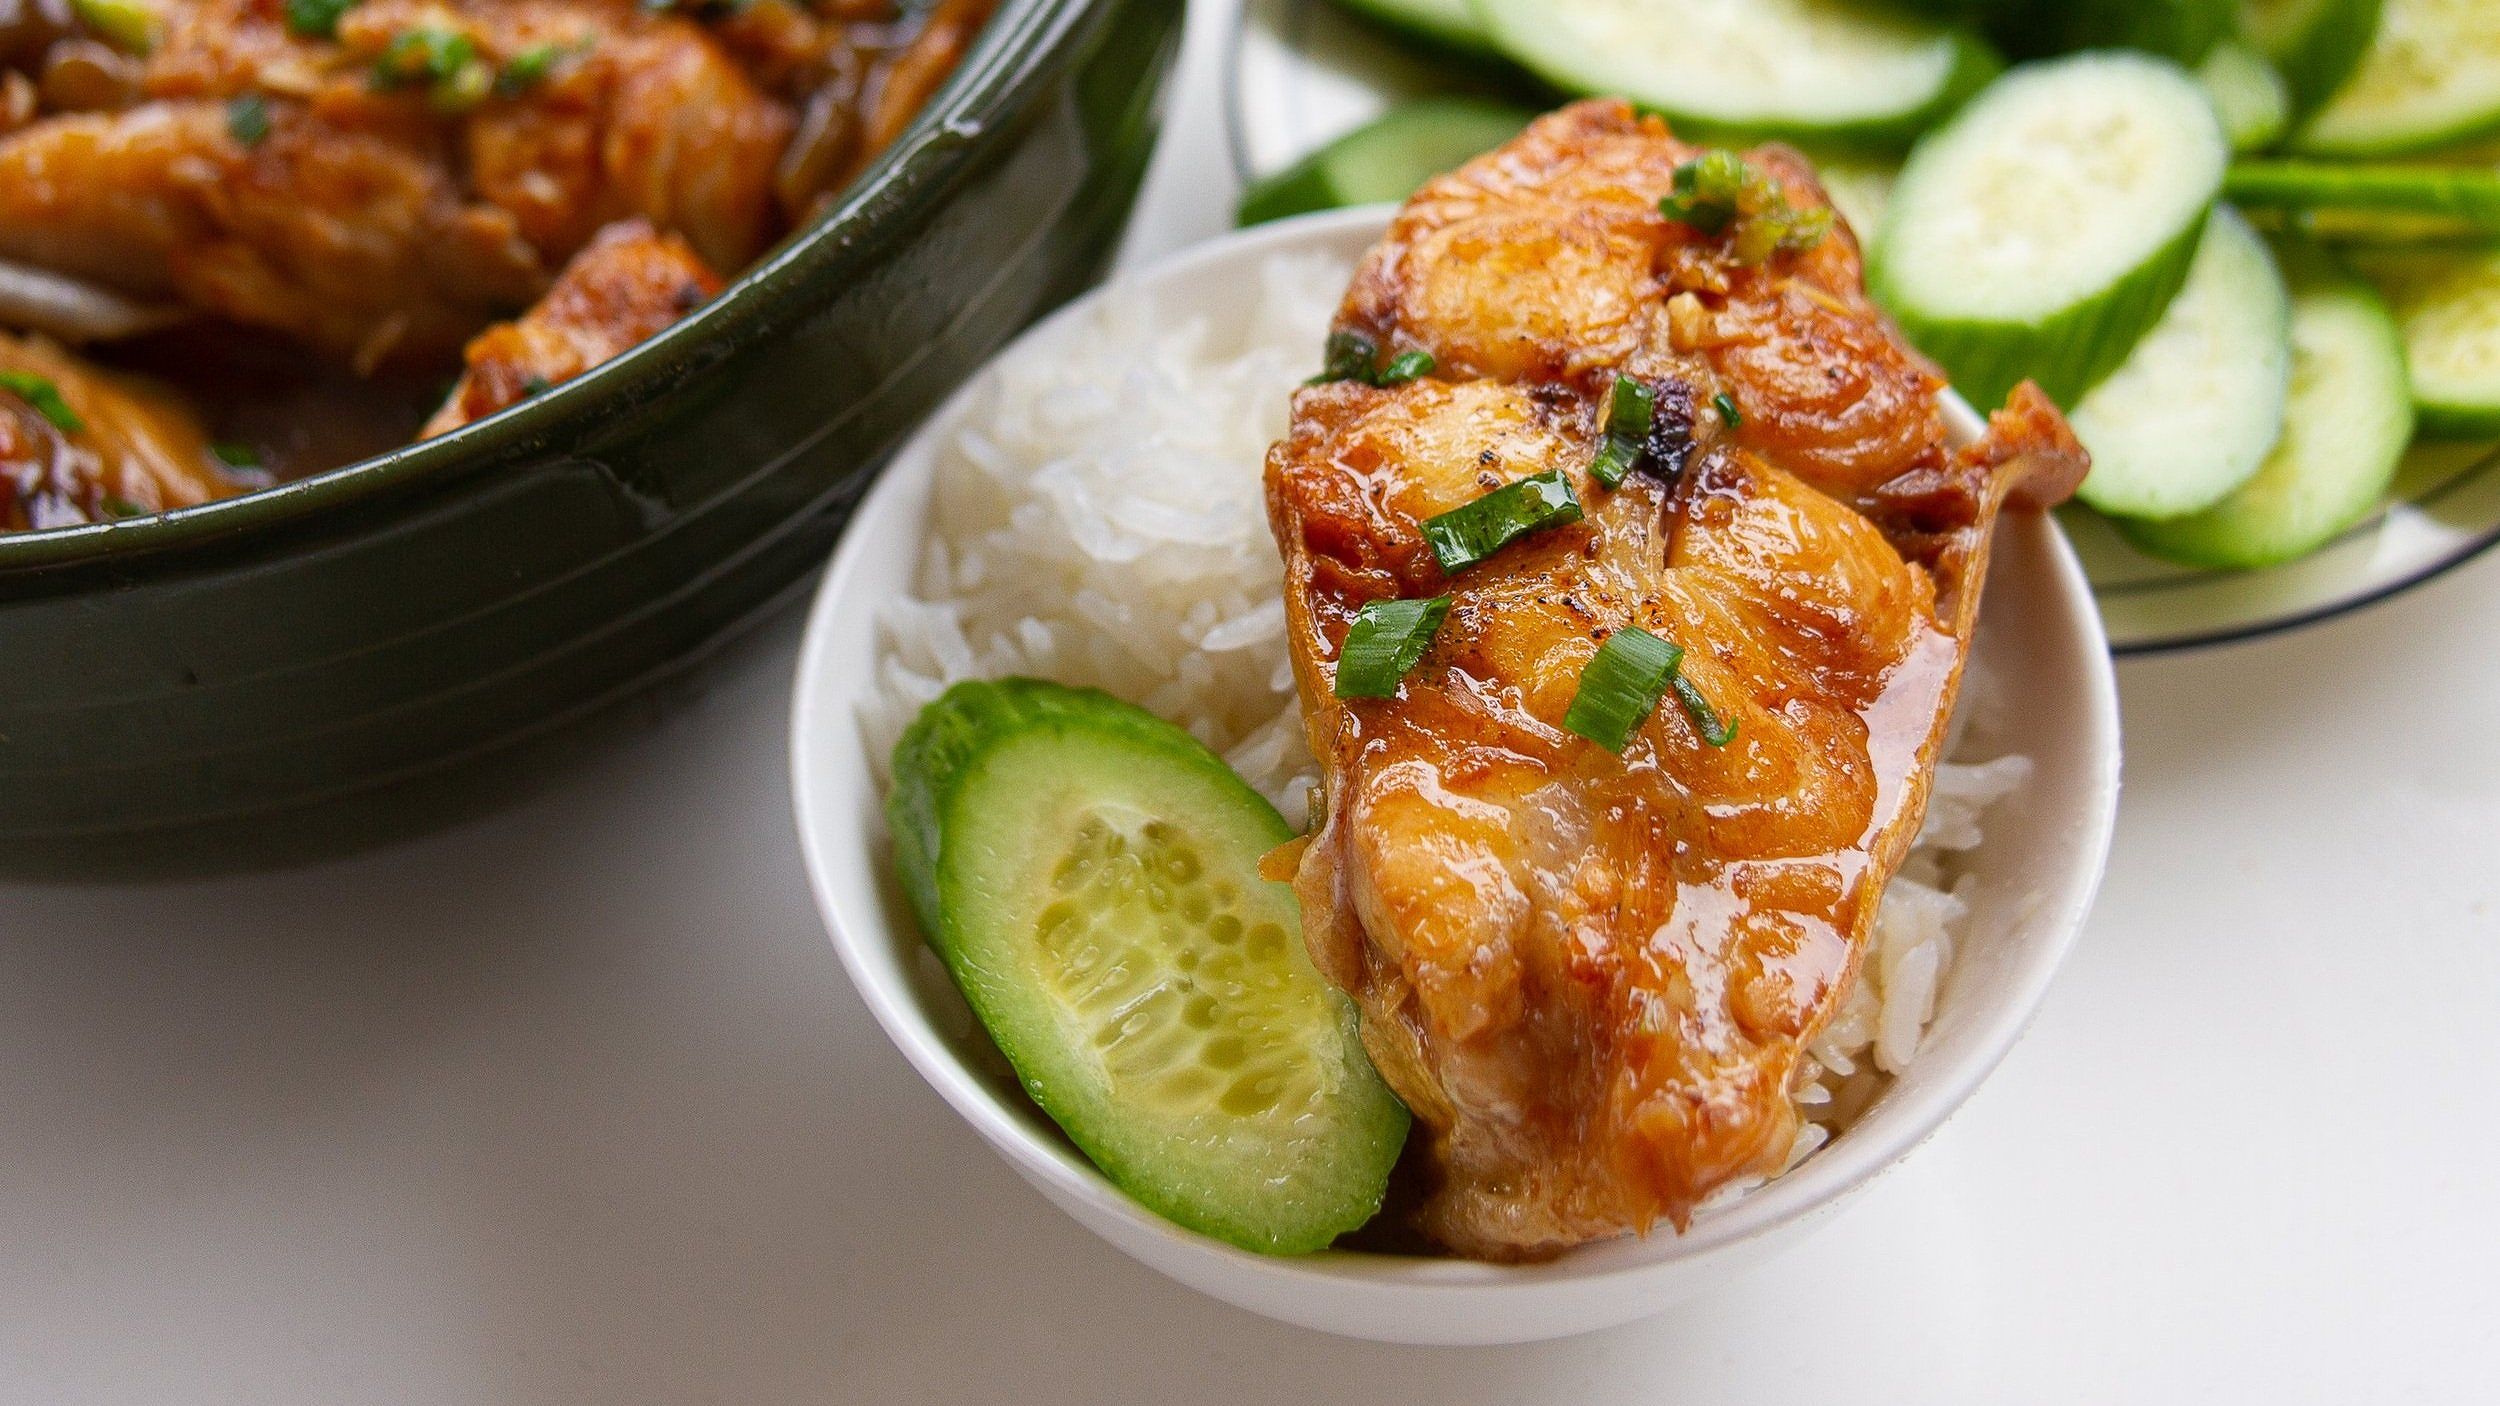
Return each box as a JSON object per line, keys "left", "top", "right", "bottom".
{"left": 1265, "top": 102, "right": 2086, "bottom": 1260}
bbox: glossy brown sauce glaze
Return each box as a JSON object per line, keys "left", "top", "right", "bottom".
{"left": 1266, "top": 102, "right": 2086, "bottom": 1260}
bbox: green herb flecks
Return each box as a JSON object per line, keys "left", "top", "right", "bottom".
{"left": 211, "top": 442, "right": 263, "bottom": 469}
{"left": 1334, "top": 595, "right": 1452, "bottom": 699}
{"left": 1589, "top": 374, "right": 1657, "bottom": 488}
{"left": 1374, "top": 349, "right": 1436, "bottom": 386}
{"left": 284, "top": 0, "right": 359, "bottom": 39}
{"left": 374, "top": 26, "right": 490, "bottom": 112}
{"left": 1659, "top": 150, "right": 1833, "bottom": 266}
{"left": 1421, "top": 468, "right": 1581, "bottom": 574}
{"left": 1712, "top": 391, "right": 1742, "bottom": 429}
{"left": 520, "top": 374, "right": 554, "bottom": 398}
{"left": 101, "top": 496, "right": 145, "bottom": 518}
{"left": 226, "top": 94, "right": 271, "bottom": 148}
{"left": 0, "top": 371, "right": 85, "bottom": 434}
{"left": 495, "top": 39, "right": 586, "bottom": 96}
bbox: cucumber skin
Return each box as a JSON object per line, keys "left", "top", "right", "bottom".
{"left": 2119, "top": 238, "right": 2415, "bottom": 568}
{"left": 2352, "top": 248, "right": 2500, "bottom": 437}
{"left": 1477, "top": 4, "right": 2003, "bottom": 153}
{"left": 887, "top": 678, "right": 1408, "bottom": 1256}
{"left": 2291, "top": 1, "right": 2500, "bottom": 158}
{"left": 1237, "top": 100, "right": 1533, "bottom": 227}
{"left": 1880, "top": 208, "right": 2212, "bottom": 413}
{"left": 2073, "top": 207, "right": 2292, "bottom": 519}
{"left": 2243, "top": 0, "right": 2383, "bottom": 118}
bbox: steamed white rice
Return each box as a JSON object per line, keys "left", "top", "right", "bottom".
{"left": 862, "top": 251, "right": 2028, "bottom": 1153}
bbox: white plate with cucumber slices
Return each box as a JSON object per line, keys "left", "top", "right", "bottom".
{"left": 789, "top": 208, "right": 2122, "bottom": 1345}
{"left": 1228, "top": 0, "right": 2500, "bottom": 654}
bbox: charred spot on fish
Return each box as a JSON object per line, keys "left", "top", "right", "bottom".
{"left": 1645, "top": 381, "right": 1699, "bottom": 480}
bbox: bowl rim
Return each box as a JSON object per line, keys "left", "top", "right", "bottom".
{"left": 790, "top": 205, "right": 2124, "bottom": 1295}
{"left": 0, "top": 0, "right": 1107, "bottom": 575}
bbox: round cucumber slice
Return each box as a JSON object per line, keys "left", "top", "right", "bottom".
{"left": 1237, "top": 100, "right": 1533, "bottom": 227}
{"left": 1813, "top": 155, "right": 1901, "bottom": 239}
{"left": 1331, "top": 0, "right": 1494, "bottom": 55}
{"left": 1473, "top": 0, "right": 1999, "bottom": 148}
{"left": 1872, "top": 52, "right": 2228, "bottom": 411}
{"left": 887, "top": 679, "right": 1408, "bottom": 1255}
{"left": 2293, "top": 0, "right": 2500, "bottom": 157}
{"left": 2120, "top": 239, "right": 2414, "bottom": 568}
{"left": 2198, "top": 40, "right": 2293, "bottom": 152}
{"left": 2351, "top": 247, "right": 2500, "bottom": 437}
{"left": 2240, "top": 0, "right": 2384, "bottom": 117}
{"left": 2226, "top": 160, "right": 2500, "bottom": 238}
{"left": 2074, "top": 207, "right": 2292, "bottom": 519}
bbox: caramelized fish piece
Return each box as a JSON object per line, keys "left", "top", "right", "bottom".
{"left": 1, "top": 331, "right": 238, "bottom": 529}
{"left": 423, "top": 219, "right": 720, "bottom": 436}
{"left": 1266, "top": 102, "right": 2084, "bottom": 1260}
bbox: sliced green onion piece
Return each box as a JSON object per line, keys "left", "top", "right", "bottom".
{"left": 1375, "top": 349, "right": 1436, "bottom": 386}
{"left": 1421, "top": 468, "right": 1582, "bottom": 574}
{"left": 0, "top": 371, "right": 85, "bottom": 434}
{"left": 284, "top": 0, "right": 358, "bottom": 39}
{"left": 1670, "top": 672, "right": 1738, "bottom": 747}
{"left": 497, "top": 42, "right": 563, "bottom": 96}
{"left": 210, "top": 442, "right": 262, "bottom": 468}
{"left": 1309, "top": 330, "right": 1378, "bottom": 385}
{"left": 1333, "top": 594, "right": 1452, "bottom": 698}
{"left": 101, "top": 495, "right": 144, "bottom": 518}
{"left": 1712, "top": 391, "right": 1742, "bottom": 428}
{"left": 1660, "top": 150, "right": 1748, "bottom": 236}
{"left": 520, "top": 374, "right": 554, "bottom": 397}
{"left": 1589, "top": 374, "right": 1656, "bottom": 488}
{"left": 72, "top": 0, "right": 162, "bottom": 54}
{"left": 1563, "top": 627, "right": 1685, "bottom": 752}
{"left": 226, "top": 94, "right": 270, "bottom": 148}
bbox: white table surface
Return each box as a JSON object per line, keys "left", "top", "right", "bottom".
{"left": 6, "top": 6, "right": 2496, "bottom": 1401}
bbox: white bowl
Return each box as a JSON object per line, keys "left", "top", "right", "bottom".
{"left": 790, "top": 208, "right": 2123, "bottom": 1346}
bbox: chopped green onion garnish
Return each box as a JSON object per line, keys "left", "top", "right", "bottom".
{"left": 1659, "top": 149, "right": 1832, "bottom": 265}
{"left": 211, "top": 442, "right": 262, "bottom": 468}
{"left": 496, "top": 42, "right": 563, "bottom": 96}
{"left": 284, "top": 0, "right": 358, "bottom": 39}
{"left": 1589, "top": 374, "right": 1656, "bottom": 488}
{"left": 1562, "top": 627, "right": 1685, "bottom": 752}
{"left": 1421, "top": 468, "right": 1581, "bottom": 574}
{"left": 520, "top": 374, "right": 554, "bottom": 398}
{"left": 1309, "top": 330, "right": 1378, "bottom": 386}
{"left": 1374, "top": 349, "right": 1435, "bottom": 386}
{"left": 226, "top": 94, "right": 270, "bottom": 147}
{"left": 374, "top": 27, "right": 475, "bottom": 91}
{"left": 1671, "top": 672, "right": 1739, "bottom": 747}
{"left": 1334, "top": 595, "right": 1452, "bottom": 699}
{"left": 1712, "top": 391, "right": 1742, "bottom": 429}
{"left": 1658, "top": 150, "right": 1747, "bottom": 236}
{"left": 101, "top": 496, "right": 145, "bottom": 518}
{"left": 71, "top": 0, "right": 162, "bottom": 54}
{"left": 1309, "top": 332, "right": 1439, "bottom": 388}
{"left": 0, "top": 371, "right": 84, "bottom": 434}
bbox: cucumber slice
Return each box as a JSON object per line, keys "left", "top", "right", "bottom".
{"left": 1872, "top": 52, "right": 2229, "bottom": 410}
{"left": 1331, "top": 0, "right": 1493, "bottom": 54}
{"left": 2239, "top": 0, "right": 2383, "bottom": 116}
{"left": 2225, "top": 160, "right": 2500, "bottom": 239}
{"left": 2198, "top": 40, "right": 2293, "bottom": 152}
{"left": 2074, "top": 207, "right": 2293, "bottom": 518}
{"left": 2293, "top": 0, "right": 2500, "bottom": 157}
{"left": 2350, "top": 247, "right": 2500, "bottom": 436}
{"left": 2119, "top": 239, "right": 2414, "bottom": 567}
{"left": 887, "top": 679, "right": 1408, "bottom": 1255}
{"left": 1237, "top": 100, "right": 1533, "bottom": 227}
{"left": 1473, "top": 0, "right": 1998, "bottom": 148}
